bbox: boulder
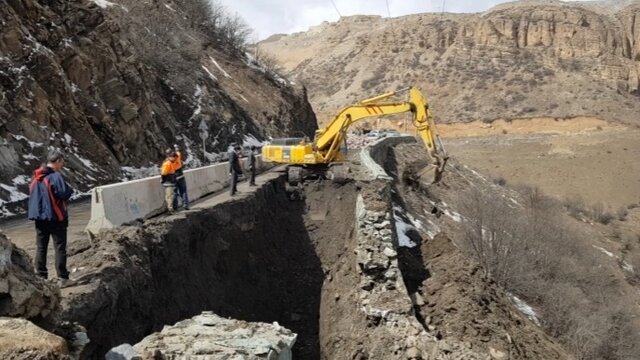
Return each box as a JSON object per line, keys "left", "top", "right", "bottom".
{"left": 113, "top": 312, "right": 297, "bottom": 360}
{"left": 0, "top": 232, "right": 59, "bottom": 319}
{"left": 0, "top": 317, "right": 70, "bottom": 359}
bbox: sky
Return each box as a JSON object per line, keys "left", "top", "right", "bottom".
{"left": 217, "top": 0, "right": 589, "bottom": 40}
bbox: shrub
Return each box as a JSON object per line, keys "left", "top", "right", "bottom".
{"left": 617, "top": 207, "right": 629, "bottom": 221}
{"left": 493, "top": 177, "right": 507, "bottom": 185}
{"left": 453, "top": 185, "right": 640, "bottom": 359}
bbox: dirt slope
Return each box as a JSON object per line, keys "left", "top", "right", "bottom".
{"left": 389, "top": 142, "right": 640, "bottom": 359}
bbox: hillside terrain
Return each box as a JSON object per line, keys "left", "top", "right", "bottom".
{"left": 261, "top": 0, "right": 640, "bottom": 126}
{"left": 0, "top": 0, "right": 317, "bottom": 216}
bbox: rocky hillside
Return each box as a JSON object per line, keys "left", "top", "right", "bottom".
{"left": 0, "top": 0, "right": 317, "bottom": 216}
{"left": 260, "top": 0, "right": 640, "bottom": 126}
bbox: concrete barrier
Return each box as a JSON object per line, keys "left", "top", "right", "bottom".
{"left": 85, "top": 156, "right": 269, "bottom": 234}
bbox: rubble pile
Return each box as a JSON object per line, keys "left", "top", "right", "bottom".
{"left": 107, "top": 312, "right": 297, "bottom": 360}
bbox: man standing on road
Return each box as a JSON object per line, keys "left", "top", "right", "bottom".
{"left": 161, "top": 149, "right": 178, "bottom": 212}
{"left": 249, "top": 145, "right": 257, "bottom": 186}
{"left": 27, "top": 149, "right": 74, "bottom": 286}
{"left": 229, "top": 145, "right": 243, "bottom": 196}
{"left": 173, "top": 144, "right": 189, "bottom": 210}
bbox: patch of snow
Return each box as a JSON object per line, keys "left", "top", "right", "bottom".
{"left": 424, "top": 219, "right": 440, "bottom": 240}
{"left": 181, "top": 136, "right": 203, "bottom": 168}
{"left": 202, "top": 65, "right": 217, "bottom": 81}
{"left": 443, "top": 208, "right": 462, "bottom": 222}
{"left": 189, "top": 85, "right": 203, "bottom": 121}
{"left": 593, "top": 245, "right": 614, "bottom": 258}
{"left": 164, "top": 4, "right": 176, "bottom": 12}
{"left": 12, "top": 134, "right": 43, "bottom": 148}
{"left": 239, "top": 94, "right": 249, "bottom": 103}
{"left": 69, "top": 190, "right": 90, "bottom": 201}
{"left": 76, "top": 154, "right": 98, "bottom": 172}
{"left": 22, "top": 153, "right": 38, "bottom": 160}
{"left": 90, "top": 0, "right": 115, "bottom": 8}
{"left": 209, "top": 56, "right": 231, "bottom": 78}
{"left": 0, "top": 184, "right": 29, "bottom": 202}
{"left": 242, "top": 51, "right": 288, "bottom": 85}
{"left": 393, "top": 205, "right": 417, "bottom": 248}
{"left": 464, "top": 165, "right": 488, "bottom": 181}
{"left": 9, "top": 65, "right": 27, "bottom": 75}
{"left": 509, "top": 294, "right": 541, "bottom": 326}
{"left": 622, "top": 261, "right": 634, "bottom": 273}
{"left": 71, "top": 83, "right": 80, "bottom": 93}
{"left": 64, "top": 133, "right": 73, "bottom": 144}
{"left": 0, "top": 207, "right": 15, "bottom": 217}
{"left": 121, "top": 165, "right": 160, "bottom": 181}
{"left": 12, "top": 175, "right": 30, "bottom": 185}
{"left": 242, "top": 134, "right": 264, "bottom": 147}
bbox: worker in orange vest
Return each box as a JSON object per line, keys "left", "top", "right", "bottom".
{"left": 173, "top": 144, "right": 189, "bottom": 210}
{"left": 161, "top": 149, "right": 178, "bottom": 212}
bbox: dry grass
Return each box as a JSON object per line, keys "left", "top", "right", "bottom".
{"left": 455, "top": 185, "right": 640, "bottom": 359}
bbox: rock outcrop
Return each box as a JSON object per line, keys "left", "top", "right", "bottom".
{"left": 0, "top": 317, "right": 70, "bottom": 360}
{"left": 0, "top": 232, "right": 89, "bottom": 359}
{"left": 107, "top": 312, "right": 297, "bottom": 360}
{"left": 0, "top": 232, "right": 58, "bottom": 319}
{"left": 0, "top": 0, "right": 318, "bottom": 216}
{"left": 261, "top": 0, "right": 640, "bottom": 126}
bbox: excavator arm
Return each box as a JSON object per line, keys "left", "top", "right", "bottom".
{"left": 314, "top": 87, "right": 447, "bottom": 179}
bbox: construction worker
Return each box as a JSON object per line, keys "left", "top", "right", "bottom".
{"left": 27, "top": 149, "right": 74, "bottom": 286}
{"left": 173, "top": 144, "right": 189, "bottom": 210}
{"left": 249, "top": 145, "right": 257, "bottom": 186}
{"left": 161, "top": 149, "right": 178, "bottom": 212}
{"left": 229, "top": 145, "right": 242, "bottom": 196}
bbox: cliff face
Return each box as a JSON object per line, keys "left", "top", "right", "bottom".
{"left": 0, "top": 0, "right": 317, "bottom": 216}
{"left": 260, "top": 0, "right": 640, "bottom": 126}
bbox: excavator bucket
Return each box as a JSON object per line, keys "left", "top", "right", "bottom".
{"left": 328, "top": 164, "right": 350, "bottom": 184}
{"left": 404, "top": 153, "right": 448, "bottom": 186}
{"left": 416, "top": 163, "right": 444, "bottom": 185}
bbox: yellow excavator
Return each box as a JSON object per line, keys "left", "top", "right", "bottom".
{"left": 262, "top": 86, "right": 448, "bottom": 184}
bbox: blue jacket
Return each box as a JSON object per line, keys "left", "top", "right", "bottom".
{"left": 27, "top": 166, "right": 73, "bottom": 222}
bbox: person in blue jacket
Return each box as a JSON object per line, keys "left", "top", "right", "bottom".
{"left": 27, "top": 149, "right": 73, "bottom": 284}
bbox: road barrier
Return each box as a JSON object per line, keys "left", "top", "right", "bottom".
{"left": 85, "top": 157, "right": 269, "bottom": 234}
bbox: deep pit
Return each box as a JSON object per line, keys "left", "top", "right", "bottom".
{"left": 60, "top": 175, "right": 358, "bottom": 359}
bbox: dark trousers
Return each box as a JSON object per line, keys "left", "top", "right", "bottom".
{"left": 175, "top": 177, "right": 189, "bottom": 209}
{"left": 250, "top": 167, "right": 256, "bottom": 185}
{"left": 231, "top": 171, "right": 239, "bottom": 195}
{"left": 35, "top": 220, "right": 69, "bottom": 279}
